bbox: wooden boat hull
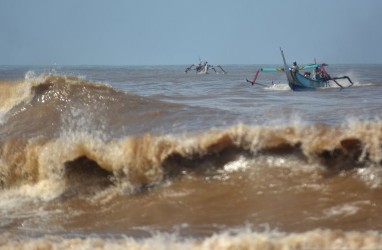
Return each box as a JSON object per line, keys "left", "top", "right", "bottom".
{"left": 289, "top": 71, "right": 329, "bottom": 91}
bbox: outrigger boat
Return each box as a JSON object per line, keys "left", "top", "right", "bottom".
{"left": 247, "top": 48, "right": 353, "bottom": 91}
{"left": 185, "top": 58, "right": 227, "bottom": 74}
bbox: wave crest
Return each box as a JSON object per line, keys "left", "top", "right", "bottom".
{"left": 0, "top": 121, "right": 381, "bottom": 199}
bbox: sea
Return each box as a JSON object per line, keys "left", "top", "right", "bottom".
{"left": 0, "top": 64, "right": 381, "bottom": 249}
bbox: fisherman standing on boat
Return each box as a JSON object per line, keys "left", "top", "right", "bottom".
{"left": 314, "top": 67, "right": 323, "bottom": 80}
{"left": 291, "top": 61, "right": 298, "bottom": 72}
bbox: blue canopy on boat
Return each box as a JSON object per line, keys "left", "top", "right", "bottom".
{"left": 260, "top": 64, "right": 323, "bottom": 73}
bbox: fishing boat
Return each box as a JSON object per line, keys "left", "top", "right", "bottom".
{"left": 247, "top": 48, "right": 353, "bottom": 91}
{"left": 185, "top": 58, "right": 227, "bottom": 74}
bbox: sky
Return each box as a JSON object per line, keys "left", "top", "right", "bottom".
{"left": 1, "top": 0, "right": 382, "bottom": 65}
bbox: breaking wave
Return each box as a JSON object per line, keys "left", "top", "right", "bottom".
{"left": 0, "top": 73, "right": 380, "bottom": 200}
{"left": 1, "top": 228, "right": 382, "bottom": 250}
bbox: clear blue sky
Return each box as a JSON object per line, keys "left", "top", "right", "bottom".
{"left": 1, "top": 0, "right": 381, "bottom": 65}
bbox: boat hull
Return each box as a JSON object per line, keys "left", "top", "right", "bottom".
{"left": 289, "top": 71, "right": 329, "bottom": 91}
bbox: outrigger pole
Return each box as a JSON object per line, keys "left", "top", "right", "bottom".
{"left": 319, "top": 64, "right": 343, "bottom": 88}
{"left": 246, "top": 47, "right": 293, "bottom": 87}
{"left": 246, "top": 69, "right": 260, "bottom": 85}
{"left": 320, "top": 64, "right": 353, "bottom": 88}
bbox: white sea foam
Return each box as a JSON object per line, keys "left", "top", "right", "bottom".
{"left": 356, "top": 167, "right": 382, "bottom": 189}
{"left": 24, "top": 70, "right": 36, "bottom": 80}
{"left": 322, "top": 201, "right": 370, "bottom": 219}
{"left": 1, "top": 228, "right": 382, "bottom": 250}
{"left": 265, "top": 83, "right": 290, "bottom": 91}
{"left": 223, "top": 156, "right": 250, "bottom": 173}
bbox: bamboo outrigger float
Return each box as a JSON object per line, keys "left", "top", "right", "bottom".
{"left": 247, "top": 48, "right": 353, "bottom": 91}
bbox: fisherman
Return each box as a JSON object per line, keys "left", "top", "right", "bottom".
{"left": 314, "top": 67, "right": 323, "bottom": 80}
{"left": 291, "top": 61, "right": 298, "bottom": 72}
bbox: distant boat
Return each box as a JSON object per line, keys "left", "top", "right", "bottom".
{"left": 185, "top": 58, "right": 227, "bottom": 74}
{"left": 247, "top": 48, "right": 353, "bottom": 91}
